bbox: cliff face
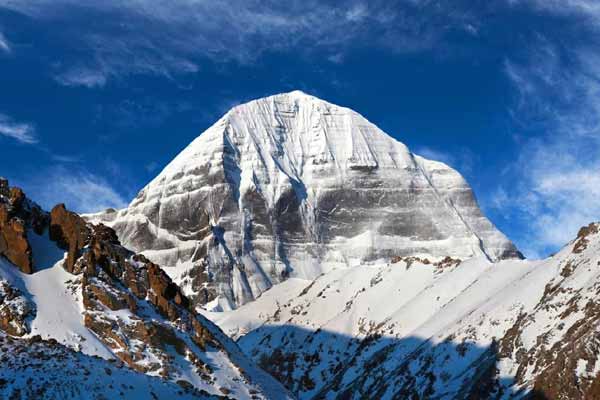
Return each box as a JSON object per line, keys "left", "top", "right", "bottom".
{"left": 89, "top": 91, "right": 520, "bottom": 310}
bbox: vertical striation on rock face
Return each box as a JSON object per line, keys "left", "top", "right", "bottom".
{"left": 88, "top": 91, "right": 521, "bottom": 310}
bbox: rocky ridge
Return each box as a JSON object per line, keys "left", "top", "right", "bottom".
{"left": 0, "top": 179, "right": 290, "bottom": 399}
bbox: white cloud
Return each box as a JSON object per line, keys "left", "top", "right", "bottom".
{"left": 327, "top": 53, "right": 344, "bottom": 64}
{"left": 499, "top": 27, "right": 600, "bottom": 256}
{"left": 0, "top": 32, "right": 10, "bottom": 53}
{"left": 0, "top": 114, "right": 37, "bottom": 144}
{"left": 145, "top": 162, "right": 158, "bottom": 173}
{"left": 55, "top": 67, "right": 107, "bottom": 88}
{"left": 514, "top": 0, "right": 600, "bottom": 21}
{"left": 0, "top": 0, "right": 479, "bottom": 86}
{"left": 20, "top": 167, "right": 128, "bottom": 213}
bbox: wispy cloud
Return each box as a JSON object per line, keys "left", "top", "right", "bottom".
{"left": 0, "top": 0, "right": 480, "bottom": 87}
{"left": 416, "top": 147, "right": 457, "bottom": 167}
{"left": 19, "top": 167, "right": 128, "bottom": 213}
{"left": 0, "top": 114, "right": 37, "bottom": 144}
{"left": 0, "top": 32, "right": 10, "bottom": 53}
{"left": 55, "top": 67, "right": 107, "bottom": 88}
{"left": 497, "top": 22, "right": 600, "bottom": 256}
{"left": 514, "top": 0, "right": 600, "bottom": 21}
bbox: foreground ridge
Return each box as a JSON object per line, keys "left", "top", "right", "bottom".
{"left": 0, "top": 179, "right": 291, "bottom": 399}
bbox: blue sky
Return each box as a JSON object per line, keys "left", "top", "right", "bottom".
{"left": 0, "top": 1, "right": 599, "bottom": 258}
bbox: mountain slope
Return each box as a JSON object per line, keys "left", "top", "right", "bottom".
{"left": 89, "top": 91, "right": 520, "bottom": 310}
{"left": 0, "top": 333, "right": 216, "bottom": 399}
{"left": 208, "top": 224, "right": 600, "bottom": 399}
{"left": 0, "top": 180, "right": 291, "bottom": 400}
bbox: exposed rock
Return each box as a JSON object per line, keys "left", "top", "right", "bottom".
{"left": 48, "top": 203, "right": 224, "bottom": 380}
{"left": 0, "top": 178, "right": 9, "bottom": 198}
{"left": 0, "top": 279, "right": 35, "bottom": 336}
{"left": 573, "top": 222, "right": 599, "bottom": 254}
{"left": 49, "top": 204, "right": 91, "bottom": 273}
{"left": 0, "top": 208, "right": 32, "bottom": 274}
{"left": 0, "top": 332, "right": 215, "bottom": 399}
{"left": 0, "top": 179, "right": 50, "bottom": 274}
{"left": 83, "top": 277, "right": 136, "bottom": 312}
{"left": 0, "top": 190, "right": 294, "bottom": 399}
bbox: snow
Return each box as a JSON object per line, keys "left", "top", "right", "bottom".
{"left": 0, "top": 228, "right": 293, "bottom": 399}
{"left": 0, "top": 332, "right": 213, "bottom": 400}
{"left": 203, "top": 223, "right": 600, "bottom": 398}
{"left": 88, "top": 90, "right": 519, "bottom": 309}
{"left": 202, "top": 277, "right": 311, "bottom": 339}
{"left": 0, "top": 230, "right": 114, "bottom": 358}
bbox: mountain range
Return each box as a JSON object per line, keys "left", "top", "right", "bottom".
{"left": 0, "top": 92, "right": 596, "bottom": 399}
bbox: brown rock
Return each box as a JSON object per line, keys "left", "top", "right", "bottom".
{"left": 146, "top": 262, "right": 189, "bottom": 319}
{"left": 8, "top": 188, "right": 25, "bottom": 210}
{"left": 49, "top": 204, "right": 91, "bottom": 273}
{"left": 0, "top": 204, "right": 33, "bottom": 274}
{"left": 84, "top": 280, "right": 137, "bottom": 312}
{"left": 0, "top": 280, "right": 35, "bottom": 336}
{"left": 573, "top": 223, "right": 599, "bottom": 254}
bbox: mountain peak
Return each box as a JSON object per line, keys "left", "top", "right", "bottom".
{"left": 226, "top": 90, "right": 357, "bottom": 120}
{"left": 90, "top": 93, "right": 521, "bottom": 310}
{"left": 280, "top": 89, "right": 312, "bottom": 97}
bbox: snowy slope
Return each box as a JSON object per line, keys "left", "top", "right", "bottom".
{"left": 207, "top": 224, "right": 600, "bottom": 399}
{"left": 0, "top": 333, "right": 215, "bottom": 399}
{"left": 216, "top": 256, "right": 539, "bottom": 397}
{"left": 89, "top": 91, "right": 520, "bottom": 310}
{"left": 0, "top": 216, "right": 291, "bottom": 399}
{"left": 0, "top": 233, "right": 114, "bottom": 357}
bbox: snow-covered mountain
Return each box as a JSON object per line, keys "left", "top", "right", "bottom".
{"left": 90, "top": 91, "right": 521, "bottom": 311}
{"left": 0, "top": 180, "right": 290, "bottom": 399}
{"left": 2, "top": 91, "right": 599, "bottom": 400}
{"left": 207, "top": 223, "right": 600, "bottom": 399}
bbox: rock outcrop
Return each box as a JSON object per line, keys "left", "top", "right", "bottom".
{"left": 76, "top": 220, "right": 223, "bottom": 374}
{"left": 49, "top": 203, "right": 91, "bottom": 273}
{"left": 0, "top": 178, "right": 48, "bottom": 274}
{"left": 88, "top": 91, "right": 522, "bottom": 310}
{"left": 0, "top": 208, "right": 32, "bottom": 274}
{"left": 0, "top": 279, "right": 34, "bottom": 336}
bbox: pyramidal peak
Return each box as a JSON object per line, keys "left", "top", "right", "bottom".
{"left": 89, "top": 92, "right": 521, "bottom": 310}
{"left": 159, "top": 90, "right": 412, "bottom": 191}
